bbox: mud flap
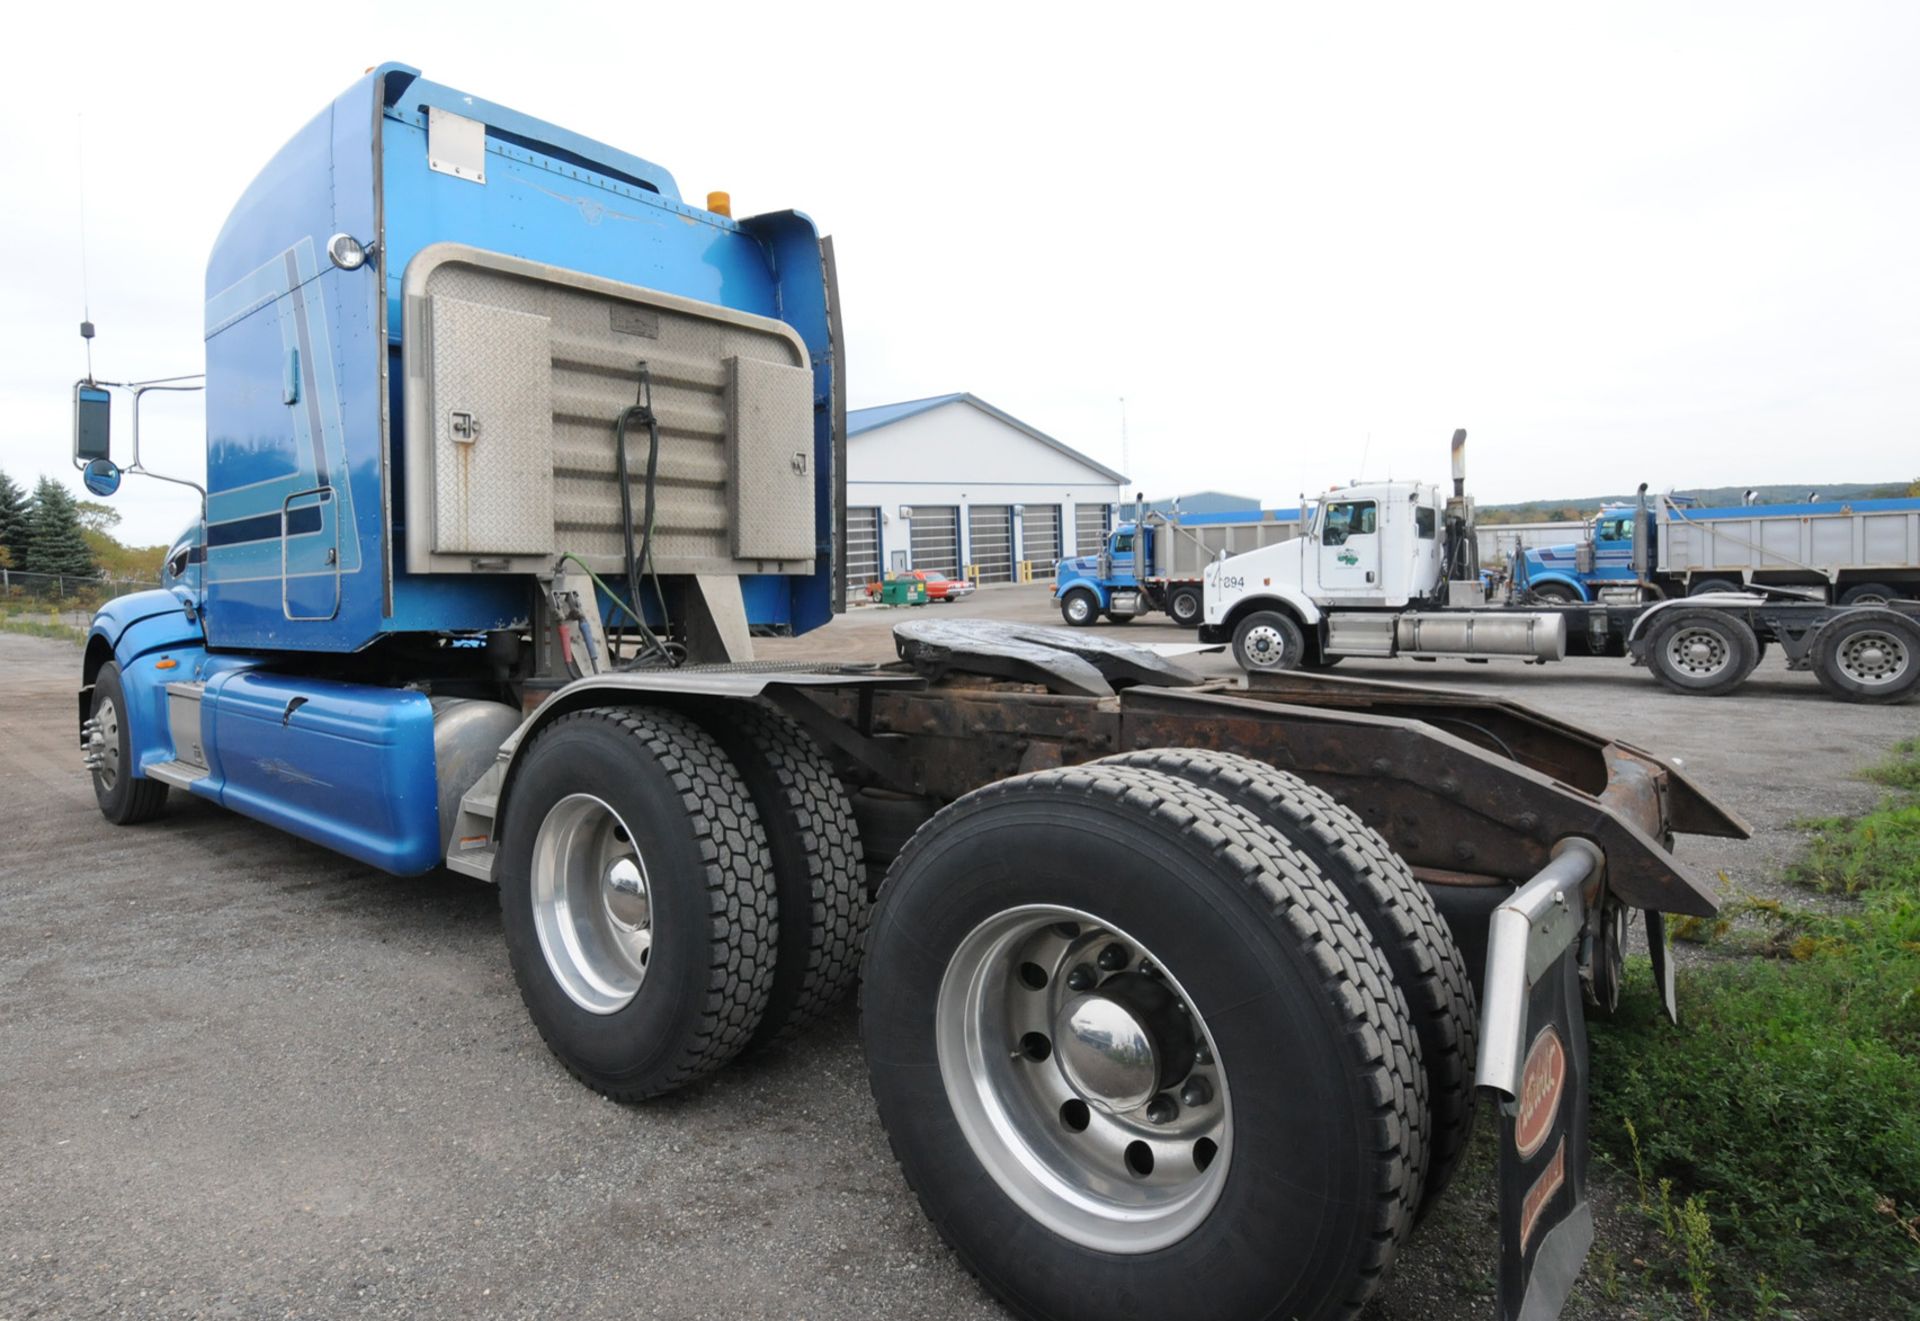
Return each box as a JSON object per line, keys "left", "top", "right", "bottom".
{"left": 1476, "top": 841, "right": 1600, "bottom": 1321}
{"left": 1495, "top": 934, "right": 1592, "bottom": 1320}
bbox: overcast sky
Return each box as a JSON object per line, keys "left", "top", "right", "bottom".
{"left": 2, "top": 1, "right": 1915, "bottom": 546}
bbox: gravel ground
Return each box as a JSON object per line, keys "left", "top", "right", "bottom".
{"left": 2, "top": 588, "right": 1909, "bottom": 1320}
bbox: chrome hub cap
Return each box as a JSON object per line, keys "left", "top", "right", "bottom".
{"left": 1243, "top": 625, "right": 1285, "bottom": 667}
{"left": 1837, "top": 630, "right": 1909, "bottom": 687}
{"left": 1066, "top": 597, "right": 1091, "bottom": 623}
{"left": 531, "top": 794, "right": 653, "bottom": 1015}
{"left": 936, "top": 905, "right": 1230, "bottom": 1253}
{"left": 1056, "top": 993, "right": 1159, "bottom": 1112}
{"left": 87, "top": 697, "right": 121, "bottom": 790}
{"left": 1667, "top": 626, "right": 1729, "bottom": 677}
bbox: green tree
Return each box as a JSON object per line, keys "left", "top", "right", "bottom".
{"left": 25, "top": 477, "right": 98, "bottom": 577}
{"left": 75, "top": 500, "right": 122, "bottom": 535}
{"left": 0, "top": 469, "right": 28, "bottom": 568}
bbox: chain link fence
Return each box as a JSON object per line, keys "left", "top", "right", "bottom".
{"left": 0, "top": 569, "right": 166, "bottom": 636}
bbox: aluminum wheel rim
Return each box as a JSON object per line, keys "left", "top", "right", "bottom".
{"left": 91, "top": 696, "right": 121, "bottom": 791}
{"left": 1243, "top": 624, "right": 1287, "bottom": 668}
{"left": 1836, "top": 629, "right": 1910, "bottom": 687}
{"left": 935, "top": 905, "right": 1231, "bottom": 1253}
{"left": 1667, "top": 626, "right": 1730, "bottom": 678}
{"left": 1066, "top": 596, "right": 1092, "bottom": 623}
{"left": 530, "top": 793, "right": 653, "bottom": 1015}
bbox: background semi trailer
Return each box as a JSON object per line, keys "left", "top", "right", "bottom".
{"left": 1052, "top": 506, "right": 1301, "bottom": 626}
{"left": 1204, "top": 437, "right": 1920, "bottom": 703}
{"left": 70, "top": 66, "right": 1749, "bottom": 1321}
{"left": 1515, "top": 492, "right": 1920, "bottom": 604}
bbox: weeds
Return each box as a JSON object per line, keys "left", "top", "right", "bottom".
{"left": 0, "top": 610, "right": 86, "bottom": 645}
{"left": 1592, "top": 739, "right": 1920, "bottom": 1315}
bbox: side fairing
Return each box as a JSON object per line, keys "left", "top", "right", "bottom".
{"left": 200, "top": 71, "right": 387, "bottom": 651}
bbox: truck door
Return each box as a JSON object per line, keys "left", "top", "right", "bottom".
{"left": 1592, "top": 513, "right": 1636, "bottom": 582}
{"left": 1317, "top": 499, "right": 1380, "bottom": 596}
{"left": 1106, "top": 528, "right": 1138, "bottom": 583}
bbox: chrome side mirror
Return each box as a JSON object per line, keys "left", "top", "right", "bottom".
{"left": 82, "top": 458, "right": 122, "bottom": 497}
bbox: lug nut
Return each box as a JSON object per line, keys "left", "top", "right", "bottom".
{"left": 1097, "top": 943, "right": 1129, "bottom": 972}
{"left": 1180, "top": 1077, "right": 1213, "bottom": 1107}
{"left": 1065, "top": 964, "right": 1097, "bottom": 992}
{"left": 1145, "top": 1094, "right": 1179, "bottom": 1125}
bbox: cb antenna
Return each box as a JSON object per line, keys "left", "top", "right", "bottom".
{"left": 77, "top": 112, "right": 96, "bottom": 380}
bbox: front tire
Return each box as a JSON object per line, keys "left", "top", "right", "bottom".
{"left": 1059, "top": 589, "right": 1099, "bottom": 628}
{"left": 864, "top": 765, "right": 1424, "bottom": 1320}
{"left": 1231, "top": 610, "right": 1306, "bottom": 672}
{"left": 498, "top": 706, "right": 777, "bottom": 1099}
{"left": 88, "top": 662, "right": 168, "bottom": 825}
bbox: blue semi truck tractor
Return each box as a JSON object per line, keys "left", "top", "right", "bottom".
{"left": 1053, "top": 505, "right": 1302, "bottom": 626}
{"left": 70, "top": 65, "right": 1749, "bottom": 1321}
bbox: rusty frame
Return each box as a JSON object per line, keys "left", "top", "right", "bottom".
{"left": 793, "top": 671, "right": 1743, "bottom": 918}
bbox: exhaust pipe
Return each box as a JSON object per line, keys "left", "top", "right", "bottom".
{"left": 1632, "top": 482, "right": 1649, "bottom": 578}
{"left": 1450, "top": 427, "right": 1467, "bottom": 500}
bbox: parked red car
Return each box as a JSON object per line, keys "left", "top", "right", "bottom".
{"left": 866, "top": 569, "right": 976, "bottom": 602}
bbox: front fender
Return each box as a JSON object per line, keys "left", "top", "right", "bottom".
{"left": 80, "top": 593, "right": 208, "bottom": 780}
{"left": 1054, "top": 575, "right": 1109, "bottom": 608}
{"left": 1528, "top": 573, "right": 1591, "bottom": 603}
{"left": 1217, "top": 587, "right": 1323, "bottom": 631}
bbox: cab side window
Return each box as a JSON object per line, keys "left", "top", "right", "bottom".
{"left": 1112, "top": 532, "right": 1134, "bottom": 554}
{"left": 1415, "top": 507, "right": 1436, "bottom": 539}
{"left": 1322, "top": 500, "right": 1377, "bottom": 546}
{"left": 1597, "top": 516, "right": 1634, "bottom": 542}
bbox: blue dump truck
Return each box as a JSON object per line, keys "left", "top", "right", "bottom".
{"left": 1053, "top": 506, "right": 1302, "bottom": 626}
{"left": 70, "top": 65, "right": 1753, "bottom": 1321}
{"left": 1516, "top": 490, "right": 1920, "bottom": 605}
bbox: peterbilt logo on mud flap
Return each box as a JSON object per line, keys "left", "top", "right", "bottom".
{"left": 1514, "top": 1025, "right": 1567, "bottom": 1160}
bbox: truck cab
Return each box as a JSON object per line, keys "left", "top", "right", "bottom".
{"left": 1053, "top": 522, "right": 1154, "bottom": 623}
{"left": 1204, "top": 480, "right": 1447, "bottom": 631}
{"left": 1519, "top": 506, "right": 1644, "bottom": 602}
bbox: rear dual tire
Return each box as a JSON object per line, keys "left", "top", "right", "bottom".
{"left": 1812, "top": 609, "right": 1920, "bottom": 704}
{"left": 498, "top": 703, "right": 867, "bottom": 1100}
{"left": 1646, "top": 609, "right": 1758, "bottom": 696}
{"left": 864, "top": 764, "right": 1426, "bottom": 1321}
{"left": 1099, "top": 748, "right": 1477, "bottom": 1213}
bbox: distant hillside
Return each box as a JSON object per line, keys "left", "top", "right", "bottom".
{"left": 1481, "top": 480, "right": 1919, "bottom": 524}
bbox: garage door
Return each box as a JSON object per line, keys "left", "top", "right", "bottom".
{"left": 967, "top": 505, "right": 1014, "bottom": 584}
{"left": 910, "top": 506, "right": 960, "bottom": 577}
{"left": 1021, "top": 504, "right": 1062, "bottom": 572}
{"left": 1075, "top": 502, "right": 1112, "bottom": 556}
{"left": 846, "top": 506, "right": 881, "bottom": 596}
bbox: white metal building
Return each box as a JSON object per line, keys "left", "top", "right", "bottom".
{"left": 845, "top": 394, "right": 1128, "bottom": 590}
